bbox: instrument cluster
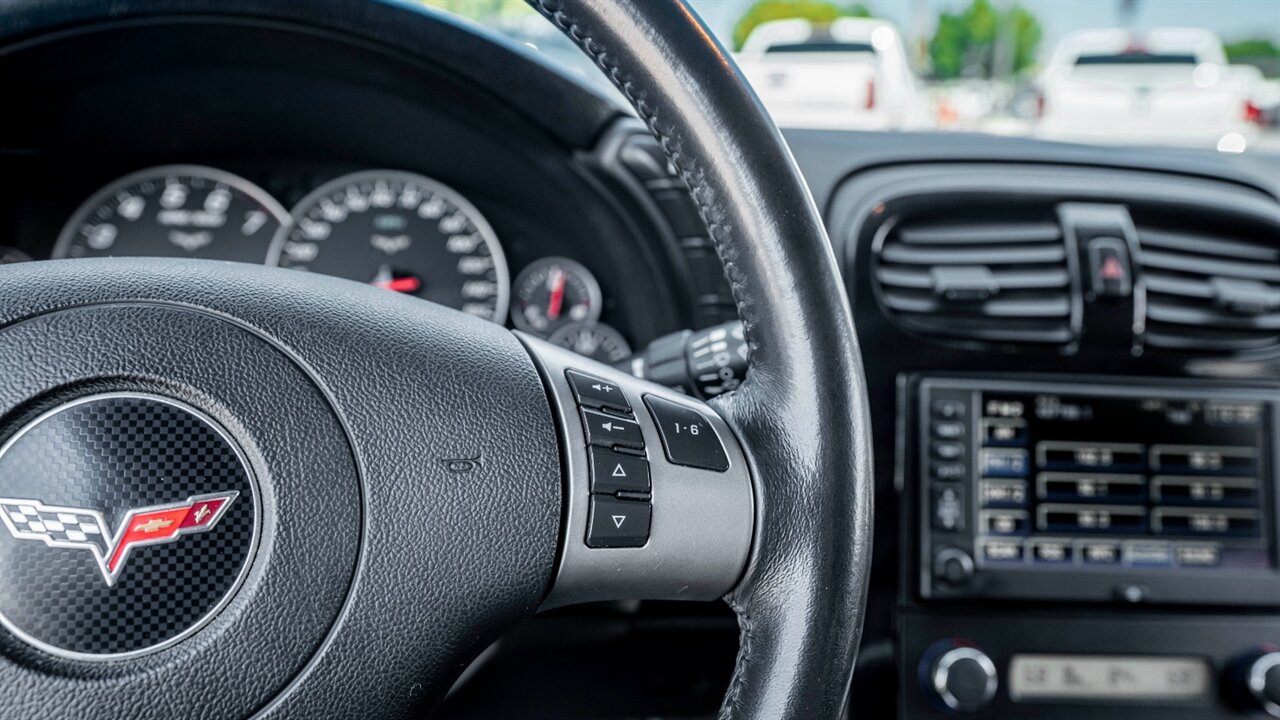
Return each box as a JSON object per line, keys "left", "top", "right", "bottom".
{"left": 6, "top": 164, "right": 631, "bottom": 361}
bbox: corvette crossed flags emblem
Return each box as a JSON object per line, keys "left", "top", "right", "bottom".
{"left": 0, "top": 492, "right": 238, "bottom": 586}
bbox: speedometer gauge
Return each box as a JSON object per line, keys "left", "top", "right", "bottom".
{"left": 268, "top": 170, "right": 509, "bottom": 323}
{"left": 53, "top": 166, "right": 288, "bottom": 262}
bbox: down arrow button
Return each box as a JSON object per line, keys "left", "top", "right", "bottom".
{"left": 586, "top": 496, "right": 651, "bottom": 548}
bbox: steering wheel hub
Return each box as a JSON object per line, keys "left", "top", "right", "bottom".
{"left": 0, "top": 392, "right": 258, "bottom": 660}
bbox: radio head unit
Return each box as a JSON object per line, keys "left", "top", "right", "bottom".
{"left": 913, "top": 377, "right": 1280, "bottom": 605}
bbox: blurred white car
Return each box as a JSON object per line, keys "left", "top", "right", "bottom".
{"left": 1037, "top": 27, "right": 1260, "bottom": 152}
{"left": 735, "top": 18, "right": 931, "bottom": 131}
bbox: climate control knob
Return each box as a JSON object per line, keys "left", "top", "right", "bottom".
{"left": 1229, "top": 647, "right": 1280, "bottom": 718}
{"left": 922, "top": 641, "right": 998, "bottom": 713}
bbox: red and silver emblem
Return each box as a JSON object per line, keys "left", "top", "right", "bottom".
{"left": 0, "top": 492, "right": 238, "bottom": 586}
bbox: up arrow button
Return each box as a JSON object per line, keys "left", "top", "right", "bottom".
{"left": 588, "top": 447, "right": 650, "bottom": 495}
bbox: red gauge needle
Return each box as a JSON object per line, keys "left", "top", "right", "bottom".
{"left": 547, "top": 268, "right": 567, "bottom": 321}
{"left": 373, "top": 276, "right": 422, "bottom": 293}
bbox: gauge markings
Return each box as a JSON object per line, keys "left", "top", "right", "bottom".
{"left": 53, "top": 166, "right": 288, "bottom": 262}
{"left": 268, "top": 170, "right": 510, "bottom": 323}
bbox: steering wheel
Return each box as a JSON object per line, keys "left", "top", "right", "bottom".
{"left": 0, "top": 0, "right": 872, "bottom": 718}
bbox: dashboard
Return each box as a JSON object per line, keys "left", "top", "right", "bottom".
{"left": 0, "top": 3, "right": 1277, "bottom": 720}
{"left": 17, "top": 162, "right": 632, "bottom": 358}
{"left": 0, "top": 12, "right": 696, "bottom": 366}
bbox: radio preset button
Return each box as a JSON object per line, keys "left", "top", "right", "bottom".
{"left": 1175, "top": 544, "right": 1221, "bottom": 567}
{"left": 1081, "top": 542, "right": 1121, "bottom": 564}
{"left": 982, "top": 540, "right": 1023, "bottom": 563}
{"left": 1127, "top": 542, "right": 1174, "bottom": 567}
{"left": 980, "top": 448, "right": 1028, "bottom": 478}
{"left": 980, "top": 479, "right": 1027, "bottom": 507}
{"left": 983, "top": 418, "right": 1027, "bottom": 446}
{"left": 1033, "top": 541, "right": 1072, "bottom": 563}
{"left": 983, "top": 510, "right": 1028, "bottom": 536}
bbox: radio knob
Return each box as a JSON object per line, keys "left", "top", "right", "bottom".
{"left": 924, "top": 643, "right": 998, "bottom": 713}
{"left": 1229, "top": 647, "right": 1280, "bottom": 718}
{"left": 933, "top": 547, "right": 975, "bottom": 588}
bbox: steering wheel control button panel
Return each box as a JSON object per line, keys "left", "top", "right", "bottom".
{"left": 580, "top": 408, "right": 644, "bottom": 450}
{"left": 0, "top": 393, "right": 258, "bottom": 660}
{"left": 519, "top": 335, "right": 753, "bottom": 607}
{"left": 565, "top": 369, "right": 630, "bottom": 413}
{"left": 586, "top": 497, "right": 652, "bottom": 548}
{"left": 589, "top": 447, "right": 650, "bottom": 496}
{"left": 643, "top": 395, "right": 729, "bottom": 472}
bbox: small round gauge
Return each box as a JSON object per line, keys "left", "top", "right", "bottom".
{"left": 53, "top": 165, "right": 288, "bottom": 262}
{"left": 511, "top": 257, "right": 602, "bottom": 335}
{"left": 549, "top": 322, "right": 632, "bottom": 363}
{"left": 268, "top": 170, "right": 510, "bottom": 323}
{"left": 0, "top": 247, "right": 31, "bottom": 264}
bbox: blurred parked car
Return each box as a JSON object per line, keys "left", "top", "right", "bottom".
{"left": 1037, "top": 27, "right": 1261, "bottom": 152}
{"left": 734, "top": 17, "right": 931, "bottom": 131}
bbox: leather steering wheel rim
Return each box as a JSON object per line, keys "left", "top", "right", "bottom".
{"left": 530, "top": 1, "right": 875, "bottom": 717}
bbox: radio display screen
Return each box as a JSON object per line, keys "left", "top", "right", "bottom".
{"left": 973, "top": 391, "right": 1274, "bottom": 571}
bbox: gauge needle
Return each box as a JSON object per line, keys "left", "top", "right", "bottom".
{"left": 547, "top": 268, "right": 567, "bottom": 321}
{"left": 371, "top": 264, "right": 422, "bottom": 294}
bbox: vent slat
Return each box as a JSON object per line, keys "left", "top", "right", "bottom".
{"left": 897, "top": 223, "right": 1062, "bottom": 245}
{"left": 876, "top": 266, "right": 1069, "bottom": 291}
{"left": 883, "top": 292, "right": 1070, "bottom": 318}
{"left": 880, "top": 244, "right": 1066, "bottom": 266}
{"left": 874, "top": 218, "right": 1073, "bottom": 347}
{"left": 1144, "top": 273, "right": 1214, "bottom": 300}
{"left": 1145, "top": 329, "right": 1280, "bottom": 352}
{"left": 1141, "top": 249, "right": 1280, "bottom": 283}
{"left": 1139, "top": 230, "right": 1279, "bottom": 262}
{"left": 1146, "top": 302, "right": 1280, "bottom": 330}
{"left": 1136, "top": 225, "right": 1280, "bottom": 356}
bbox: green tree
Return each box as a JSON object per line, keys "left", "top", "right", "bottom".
{"left": 928, "top": 0, "right": 1041, "bottom": 80}
{"left": 418, "top": 0, "right": 533, "bottom": 22}
{"left": 732, "top": 0, "right": 872, "bottom": 52}
{"left": 1224, "top": 38, "right": 1280, "bottom": 78}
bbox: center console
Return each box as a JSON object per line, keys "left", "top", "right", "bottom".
{"left": 898, "top": 375, "right": 1280, "bottom": 719}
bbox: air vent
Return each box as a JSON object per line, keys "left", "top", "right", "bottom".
{"left": 1137, "top": 229, "right": 1280, "bottom": 353}
{"left": 873, "top": 219, "right": 1076, "bottom": 345}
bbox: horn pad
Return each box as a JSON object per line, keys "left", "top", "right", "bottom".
{"left": 0, "top": 302, "right": 359, "bottom": 715}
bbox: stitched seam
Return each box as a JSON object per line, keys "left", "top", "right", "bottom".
{"left": 529, "top": 0, "right": 761, "bottom": 362}
{"left": 717, "top": 598, "right": 754, "bottom": 718}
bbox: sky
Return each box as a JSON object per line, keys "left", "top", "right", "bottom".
{"left": 688, "top": 0, "right": 1280, "bottom": 59}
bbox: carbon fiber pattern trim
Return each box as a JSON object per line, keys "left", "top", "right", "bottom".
{"left": 0, "top": 394, "right": 257, "bottom": 659}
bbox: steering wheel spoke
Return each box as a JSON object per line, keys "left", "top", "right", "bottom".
{"left": 520, "top": 334, "right": 754, "bottom": 608}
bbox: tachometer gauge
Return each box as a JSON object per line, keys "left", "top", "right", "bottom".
{"left": 53, "top": 166, "right": 287, "bottom": 262}
{"left": 549, "top": 322, "right": 632, "bottom": 363}
{"left": 268, "top": 170, "right": 509, "bottom": 322}
{"left": 511, "top": 256, "right": 602, "bottom": 335}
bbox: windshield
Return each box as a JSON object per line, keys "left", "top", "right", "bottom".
{"left": 421, "top": 0, "right": 1280, "bottom": 157}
